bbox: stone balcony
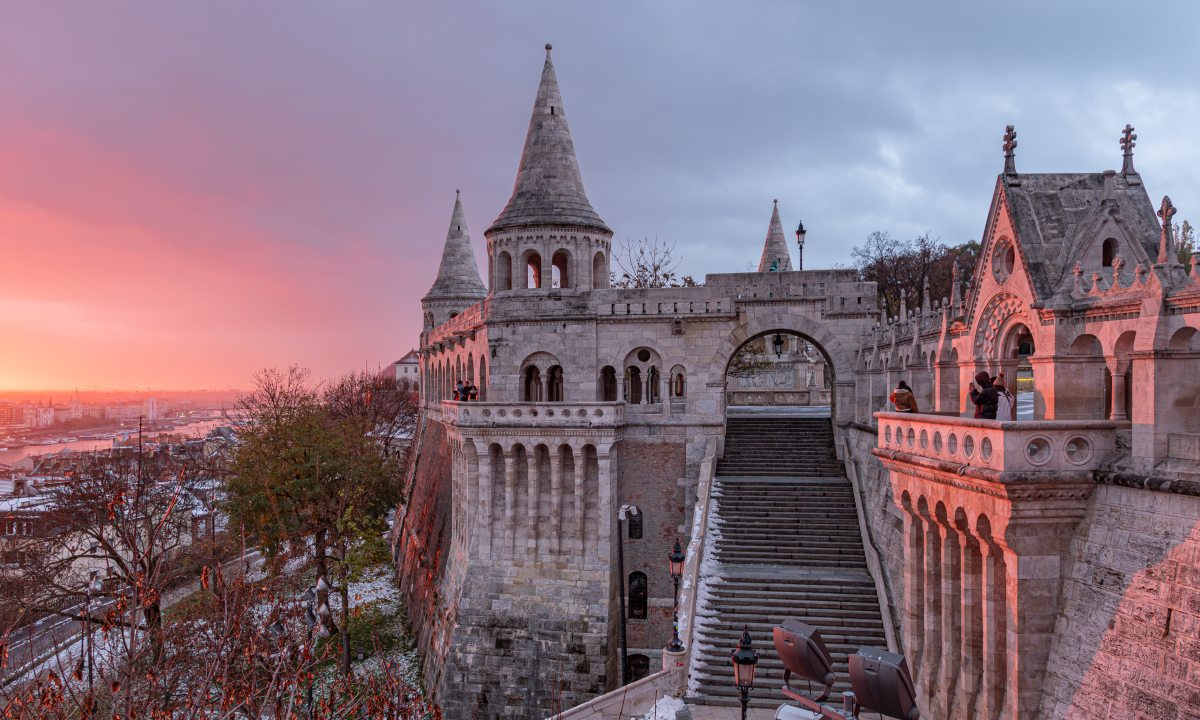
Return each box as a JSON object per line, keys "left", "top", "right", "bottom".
{"left": 874, "top": 412, "right": 1122, "bottom": 480}
{"left": 871, "top": 412, "right": 1126, "bottom": 720}
{"left": 440, "top": 400, "right": 625, "bottom": 428}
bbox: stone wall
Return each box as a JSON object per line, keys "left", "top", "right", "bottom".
{"left": 841, "top": 424, "right": 905, "bottom": 649}
{"left": 391, "top": 416, "right": 457, "bottom": 693}
{"left": 616, "top": 434, "right": 689, "bottom": 661}
{"left": 1038, "top": 482, "right": 1200, "bottom": 719}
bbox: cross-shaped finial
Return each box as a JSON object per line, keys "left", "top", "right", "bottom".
{"left": 1003, "top": 125, "right": 1018, "bottom": 175}
{"left": 1120, "top": 124, "right": 1137, "bottom": 175}
{"left": 1158, "top": 195, "right": 1177, "bottom": 225}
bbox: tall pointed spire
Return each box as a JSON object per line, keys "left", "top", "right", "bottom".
{"left": 424, "top": 190, "right": 487, "bottom": 302}
{"left": 757, "top": 199, "right": 793, "bottom": 272}
{"left": 487, "top": 44, "right": 610, "bottom": 235}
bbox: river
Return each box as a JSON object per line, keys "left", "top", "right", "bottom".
{"left": 0, "top": 418, "right": 230, "bottom": 466}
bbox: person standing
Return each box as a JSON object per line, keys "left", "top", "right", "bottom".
{"left": 994, "top": 377, "right": 1015, "bottom": 420}
{"left": 889, "top": 380, "right": 918, "bottom": 413}
{"left": 969, "top": 372, "right": 1000, "bottom": 419}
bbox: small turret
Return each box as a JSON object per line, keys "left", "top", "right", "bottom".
{"left": 758, "top": 200, "right": 793, "bottom": 272}
{"left": 423, "top": 190, "right": 487, "bottom": 328}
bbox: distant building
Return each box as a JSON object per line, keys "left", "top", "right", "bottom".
{"left": 384, "top": 349, "right": 421, "bottom": 390}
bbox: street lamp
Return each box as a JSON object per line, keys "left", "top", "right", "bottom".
{"left": 772, "top": 332, "right": 786, "bottom": 358}
{"left": 795, "top": 221, "right": 806, "bottom": 271}
{"left": 667, "top": 540, "right": 685, "bottom": 653}
{"left": 84, "top": 570, "right": 103, "bottom": 702}
{"left": 730, "top": 625, "right": 759, "bottom": 720}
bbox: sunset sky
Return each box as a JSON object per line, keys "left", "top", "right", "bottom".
{"left": 1, "top": 2, "right": 1197, "bottom": 390}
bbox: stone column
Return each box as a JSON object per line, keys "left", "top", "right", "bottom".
{"left": 1109, "top": 369, "right": 1127, "bottom": 420}
{"left": 541, "top": 243, "right": 553, "bottom": 289}
{"left": 901, "top": 503, "right": 925, "bottom": 674}
{"left": 550, "top": 449, "right": 563, "bottom": 556}
{"left": 918, "top": 511, "right": 942, "bottom": 708}
{"left": 596, "top": 448, "right": 614, "bottom": 565}
{"left": 953, "top": 525, "right": 983, "bottom": 720}
{"left": 979, "top": 540, "right": 1006, "bottom": 720}
{"left": 572, "top": 445, "right": 585, "bottom": 560}
{"left": 526, "top": 448, "right": 540, "bottom": 557}
{"left": 477, "top": 445, "right": 493, "bottom": 558}
{"left": 503, "top": 448, "right": 516, "bottom": 557}
{"left": 935, "top": 516, "right": 962, "bottom": 720}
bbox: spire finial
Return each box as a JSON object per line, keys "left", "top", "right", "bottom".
{"left": 456, "top": 188, "right": 460, "bottom": 198}
{"left": 1002, "top": 125, "right": 1018, "bottom": 175}
{"left": 1158, "top": 195, "right": 1178, "bottom": 265}
{"left": 1120, "top": 124, "right": 1137, "bottom": 176}
{"left": 545, "top": 43, "right": 552, "bottom": 54}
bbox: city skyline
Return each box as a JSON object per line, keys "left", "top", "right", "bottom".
{"left": 1, "top": 1, "right": 1198, "bottom": 390}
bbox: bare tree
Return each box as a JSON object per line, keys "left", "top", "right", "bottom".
{"left": 851, "top": 232, "right": 980, "bottom": 319}
{"left": 610, "top": 237, "right": 699, "bottom": 289}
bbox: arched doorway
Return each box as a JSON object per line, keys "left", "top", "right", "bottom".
{"left": 724, "top": 330, "right": 832, "bottom": 409}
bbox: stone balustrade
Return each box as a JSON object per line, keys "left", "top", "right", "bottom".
{"left": 875, "top": 412, "right": 1121, "bottom": 479}
{"left": 871, "top": 412, "right": 1125, "bottom": 719}
{"left": 441, "top": 400, "right": 624, "bottom": 428}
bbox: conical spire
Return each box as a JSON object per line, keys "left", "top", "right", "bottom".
{"left": 757, "top": 200, "right": 793, "bottom": 272}
{"left": 487, "top": 44, "right": 610, "bottom": 235}
{"left": 424, "top": 191, "right": 487, "bottom": 302}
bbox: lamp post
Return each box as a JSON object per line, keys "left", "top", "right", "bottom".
{"left": 667, "top": 540, "right": 685, "bottom": 653}
{"left": 730, "top": 625, "right": 759, "bottom": 720}
{"left": 84, "top": 570, "right": 102, "bottom": 705}
{"left": 772, "top": 332, "right": 786, "bottom": 358}
{"left": 616, "top": 504, "right": 639, "bottom": 686}
{"left": 795, "top": 221, "right": 806, "bottom": 271}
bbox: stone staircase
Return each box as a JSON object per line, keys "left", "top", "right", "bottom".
{"left": 715, "top": 416, "right": 845, "bottom": 477}
{"left": 687, "top": 415, "right": 889, "bottom": 708}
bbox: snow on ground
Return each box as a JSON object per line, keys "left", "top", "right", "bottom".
{"left": 641, "top": 695, "right": 685, "bottom": 719}
{"left": 685, "top": 498, "right": 725, "bottom": 698}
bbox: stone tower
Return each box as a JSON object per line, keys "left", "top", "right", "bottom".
{"left": 485, "top": 44, "right": 614, "bottom": 293}
{"left": 757, "top": 199, "right": 793, "bottom": 272}
{"left": 422, "top": 191, "right": 487, "bottom": 330}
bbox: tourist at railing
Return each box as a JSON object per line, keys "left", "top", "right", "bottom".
{"left": 889, "top": 380, "right": 919, "bottom": 413}
{"left": 467, "top": 383, "right": 478, "bottom": 401}
{"left": 969, "top": 371, "right": 999, "bottom": 419}
{"left": 454, "top": 380, "right": 465, "bottom": 401}
{"left": 994, "top": 375, "right": 1015, "bottom": 420}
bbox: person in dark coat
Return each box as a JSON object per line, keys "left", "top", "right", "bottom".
{"left": 969, "top": 371, "right": 999, "bottom": 419}
{"left": 889, "top": 380, "right": 918, "bottom": 413}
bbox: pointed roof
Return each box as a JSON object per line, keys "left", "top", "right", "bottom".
{"left": 757, "top": 200, "right": 793, "bottom": 272}
{"left": 424, "top": 191, "right": 487, "bottom": 302}
{"left": 487, "top": 44, "right": 610, "bottom": 236}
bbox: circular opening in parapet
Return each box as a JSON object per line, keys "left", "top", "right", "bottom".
{"left": 1064, "top": 436, "right": 1093, "bottom": 465}
{"left": 513, "top": 409, "right": 523, "bottom": 418}
{"left": 980, "top": 436, "right": 993, "bottom": 461}
{"left": 963, "top": 434, "right": 975, "bottom": 459}
{"left": 920, "top": 429, "right": 929, "bottom": 450}
{"left": 885, "top": 426, "right": 893, "bottom": 444}
{"left": 637, "top": 349, "right": 651, "bottom": 362}
{"left": 547, "top": 409, "right": 555, "bottom": 417}
{"left": 577, "top": 408, "right": 586, "bottom": 417}
{"left": 594, "top": 408, "right": 603, "bottom": 417}
{"left": 1025, "top": 436, "right": 1053, "bottom": 466}
{"left": 933, "top": 431, "right": 943, "bottom": 453}
{"left": 906, "top": 428, "right": 916, "bottom": 448}
{"left": 948, "top": 433, "right": 958, "bottom": 456}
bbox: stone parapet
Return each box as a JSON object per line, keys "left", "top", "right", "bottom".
{"left": 442, "top": 400, "right": 624, "bottom": 428}
{"left": 874, "top": 412, "right": 1124, "bottom": 479}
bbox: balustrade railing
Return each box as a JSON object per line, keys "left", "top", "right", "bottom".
{"left": 874, "top": 412, "right": 1122, "bottom": 476}
{"left": 441, "top": 400, "right": 624, "bottom": 428}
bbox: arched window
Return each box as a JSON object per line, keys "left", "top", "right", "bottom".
{"left": 626, "top": 366, "right": 642, "bottom": 404}
{"left": 547, "top": 365, "right": 564, "bottom": 402}
{"left": 552, "top": 250, "right": 571, "bottom": 288}
{"left": 628, "top": 572, "right": 647, "bottom": 619}
{"left": 628, "top": 511, "right": 643, "bottom": 539}
{"left": 497, "top": 251, "right": 513, "bottom": 291}
{"left": 524, "top": 251, "right": 543, "bottom": 289}
{"left": 670, "top": 365, "right": 686, "bottom": 398}
{"left": 648, "top": 366, "right": 661, "bottom": 404}
{"left": 600, "top": 366, "right": 618, "bottom": 401}
{"left": 1102, "top": 238, "right": 1119, "bottom": 267}
{"left": 523, "top": 365, "right": 543, "bottom": 402}
{"left": 593, "top": 251, "right": 607, "bottom": 289}
{"left": 628, "top": 655, "right": 651, "bottom": 682}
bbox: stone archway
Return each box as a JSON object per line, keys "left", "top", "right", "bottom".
{"left": 713, "top": 310, "right": 856, "bottom": 425}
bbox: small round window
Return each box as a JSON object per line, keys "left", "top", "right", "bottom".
{"left": 637, "top": 349, "right": 651, "bottom": 362}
